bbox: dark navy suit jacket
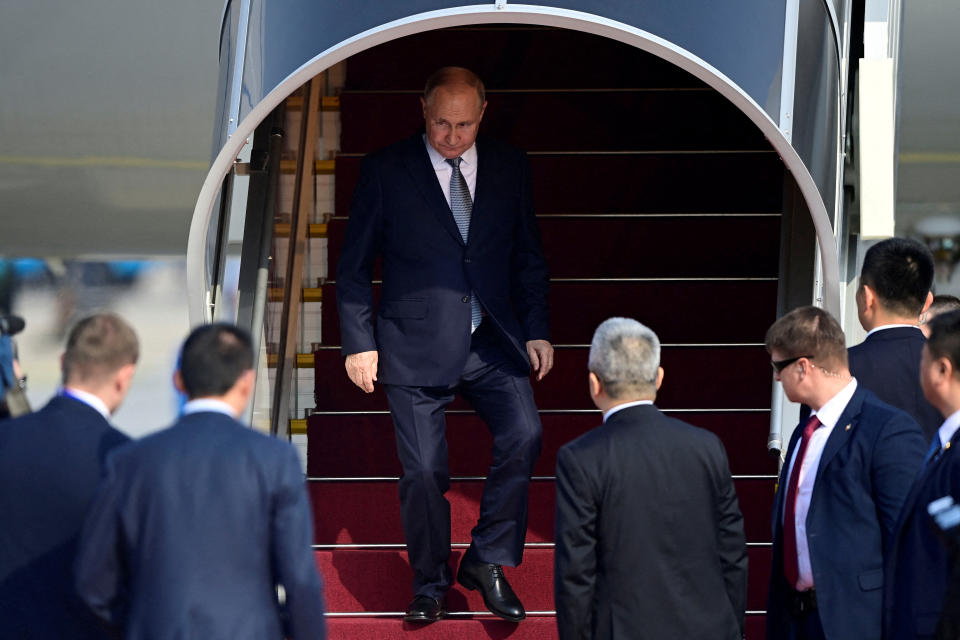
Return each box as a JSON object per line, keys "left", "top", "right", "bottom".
{"left": 336, "top": 133, "right": 550, "bottom": 386}
{"left": 767, "top": 386, "right": 927, "bottom": 640}
{"left": 849, "top": 326, "right": 943, "bottom": 441}
{"left": 0, "top": 395, "right": 129, "bottom": 639}
{"left": 75, "top": 411, "right": 326, "bottom": 640}
{"left": 885, "top": 426, "right": 960, "bottom": 639}
{"left": 555, "top": 405, "right": 747, "bottom": 640}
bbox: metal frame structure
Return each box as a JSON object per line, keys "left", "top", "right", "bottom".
{"left": 188, "top": 2, "right": 845, "bottom": 330}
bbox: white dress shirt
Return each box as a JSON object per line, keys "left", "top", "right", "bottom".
{"left": 783, "top": 378, "right": 858, "bottom": 591}
{"left": 62, "top": 387, "right": 111, "bottom": 420}
{"left": 864, "top": 324, "right": 922, "bottom": 339}
{"left": 182, "top": 398, "right": 236, "bottom": 418}
{"left": 936, "top": 408, "right": 960, "bottom": 451}
{"left": 423, "top": 135, "right": 478, "bottom": 205}
{"left": 603, "top": 400, "right": 653, "bottom": 423}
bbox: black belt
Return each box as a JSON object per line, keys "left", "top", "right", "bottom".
{"left": 787, "top": 589, "right": 817, "bottom": 616}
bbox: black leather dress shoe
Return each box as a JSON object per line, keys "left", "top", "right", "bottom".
{"left": 403, "top": 595, "right": 446, "bottom": 623}
{"left": 456, "top": 558, "right": 526, "bottom": 622}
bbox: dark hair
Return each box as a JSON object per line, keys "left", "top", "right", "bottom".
{"left": 927, "top": 309, "right": 960, "bottom": 379}
{"left": 765, "top": 306, "right": 848, "bottom": 370}
{"left": 63, "top": 313, "right": 139, "bottom": 384}
{"left": 424, "top": 66, "right": 486, "bottom": 106}
{"left": 860, "top": 237, "right": 934, "bottom": 316}
{"left": 178, "top": 323, "right": 254, "bottom": 398}
{"left": 929, "top": 294, "right": 960, "bottom": 318}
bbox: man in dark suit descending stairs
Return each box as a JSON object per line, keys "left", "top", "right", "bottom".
{"left": 0, "top": 313, "right": 138, "bottom": 638}
{"left": 337, "top": 67, "right": 553, "bottom": 623}
{"left": 554, "top": 317, "right": 747, "bottom": 640}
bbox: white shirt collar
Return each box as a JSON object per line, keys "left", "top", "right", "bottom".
{"left": 423, "top": 134, "right": 477, "bottom": 169}
{"left": 61, "top": 387, "right": 112, "bottom": 420}
{"left": 603, "top": 400, "right": 654, "bottom": 423}
{"left": 938, "top": 408, "right": 960, "bottom": 450}
{"left": 182, "top": 398, "right": 236, "bottom": 418}
{"left": 864, "top": 324, "right": 922, "bottom": 339}
{"left": 810, "top": 378, "right": 858, "bottom": 428}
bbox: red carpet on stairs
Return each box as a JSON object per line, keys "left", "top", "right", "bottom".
{"left": 306, "top": 24, "right": 782, "bottom": 639}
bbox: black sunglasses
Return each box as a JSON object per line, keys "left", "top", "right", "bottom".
{"left": 771, "top": 355, "right": 813, "bottom": 373}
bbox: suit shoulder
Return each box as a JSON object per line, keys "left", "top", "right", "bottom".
{"left": 856, "top": 388, "right": 924, "bottom": 432}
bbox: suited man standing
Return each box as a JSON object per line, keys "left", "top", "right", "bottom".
{"left": 75, "top": 324, "right": 326, "bottom": 640}
{"left": 0, "top": 312, "right": 138, "bottom": 638}
{"left": 554, "top": 317, "right": 747, "bottom": 640}
{"left": 885, "top": 309, "right": 960, "bottom": 639}
{"left": 336, "top": 67, "right": 552, "bottom": 622}
{"left": 765, "top": 306, "right": 927, "bottom": 640}
{"left": 851, "top": 237, "right": 941, "bottom": 441}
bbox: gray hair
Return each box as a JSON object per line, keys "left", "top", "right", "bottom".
{"left": 588, "top": 317, "right": 661, "bottom": 399}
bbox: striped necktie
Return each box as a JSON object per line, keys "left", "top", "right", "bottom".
{"left": 446, "top": 157, "right": 483, "bottom": 331}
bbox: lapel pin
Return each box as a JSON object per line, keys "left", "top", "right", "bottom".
{"left": 844, "top": 424, "right": 851, "bottom": 431}
{"left": 946, "top": 442, "right": 952, "bottom": 451}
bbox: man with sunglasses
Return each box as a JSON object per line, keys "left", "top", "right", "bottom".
{"left": 765, "top": 306, "right": 926, "bottom": 640}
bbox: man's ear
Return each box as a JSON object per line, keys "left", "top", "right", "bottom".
{"left": 922, "top": 291, "right": 934, "bottom": 315}
{"left": 588, "top": 371, "right": 603, "bottom": 399}
{"left": 420, "top": 96, "right": 428, "bottom": 119}
{"left": 116, "top": 363, "right": 136, "bottom": 393}
{"left": 173, "top": 370, "right": 186, "bottom": 395}
{"left": 655, "top": 366, "right": 664, "bottom": 391}
{"left": 862, "top": 284, "right": 878, "bottom": 312}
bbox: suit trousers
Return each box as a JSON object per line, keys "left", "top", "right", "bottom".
{"left": 383, "top": 321, "right": 542, "bottom": 599}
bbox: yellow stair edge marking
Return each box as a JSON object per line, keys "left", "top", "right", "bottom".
{"left": 274, "top": 223, "right": 328, "bottom": 238}
{"left": 290, "top": 419, "right": 308, "bottom": 435}
{"left": 266, "top": 353, "right": 316, "bottom": 368}
{"left": 267, "top": 287, "right": 323, "bottom": 303}
{"left": 280, "top": 159, "right": 335, "bottom": 174}
{"left": 285, "top": 95, "right": 341, "bottom": 111}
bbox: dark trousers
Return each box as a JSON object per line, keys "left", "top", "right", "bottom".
{"left": 383, "top": 322, "right": 542, "bottom": 599}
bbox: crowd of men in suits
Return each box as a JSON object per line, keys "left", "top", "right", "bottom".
{"left": 0, "top": 318, "right": 326, "bottom": 639}
{"left": 2, "top": 62, "right": 960, "bottom": 640}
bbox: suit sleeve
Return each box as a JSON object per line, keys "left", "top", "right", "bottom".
{"left": 509, "top": 152, "right": 550, "bottom": 342}
{"left": 336, "top": 154, "right": 383, "bottom": 356}
{"left": 272, "top": 444, "right": 326, "bottom": 640}
{"left": 871, "top": 412, "right": 927, "bottom": 545}
{"left": 711, "top": 437, "right": 748, "bottom": 635}
{"left": 554, "top": 445, "right": 597, "bottom": 640}
{"left": 74, "top": 453, "right": 128, "bottom": 627}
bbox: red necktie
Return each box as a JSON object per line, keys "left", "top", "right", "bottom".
{"left": 782, "top": 415, "right": 822, "bottom": 588}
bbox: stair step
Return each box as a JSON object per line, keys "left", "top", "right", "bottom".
{"left": 339, "top": 91, "right": 767, "bottom": 154}
{"left": 325, "top": 615, "right": 766, "bottom": 640}
{"left": 311, "top": 346, "right": 773, "bottom": 412}
{"left": 268, "top": 287, "right": 322, "bottom": 303}
{"left": 307, "top": 478, "right": 774, "bottom": 545}
{"left": 305, "top": 412, "right": 778, "bottom": 478}
{"left": 315, "top": 546, "right": 771, "bottom": 613}
{"left": 325, "top": 215, "right": 780, "bottom": 280}
{"left": 318, "top": 280, "right": 778, "bottom": 347}
{"left": 326, "top": 615, "right": 559, "bottom": 640}
{"left": 334, "top": 153, "right": 784, "bottom": 215}
{"left": 274, "top": 222, "right": 327, "bottom": 238}
{"left": 342, "top": 27, "right": 706, "bottom": 92}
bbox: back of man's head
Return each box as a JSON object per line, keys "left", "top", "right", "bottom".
{"left": 62, "top": 313, "right": 139, "bottom": 387}
{"left": 178, "top": 323, "right": 254, "bottom": 399}
{"left": 588, "top": 317, "right": 660, "bottom": 400}
{"left": 927, "top": 309, "right": 960, "bottom": 381}
{"left": 765, "top": 306, "right": 848, "bottom": 371}
{"left": 860, "top": 237, "right": 934, "bottom": 317}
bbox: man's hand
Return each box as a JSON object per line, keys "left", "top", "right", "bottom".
{"left": 345, "top": 350, "right": 379, "bottom": 393}
{"left": 526, "top": 340, "right": 554, "bottom": 381}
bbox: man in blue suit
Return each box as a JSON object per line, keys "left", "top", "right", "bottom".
{"left": 885, "top": 309, "right": 960, "bottom": 639}
{"left": 0, "top": 312, "right": 139, "bottom": 638}
{"left": 75, "top": 324, "right": 326, "bottom": 640}
{"left": 851, "top": 237, "right": 941, "bottom": 441}
{"left": 336, "top": 67, "right": 551, "bottom": 622}
{"left": 765, "top": 306, "right": 927, "bottom": 640}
